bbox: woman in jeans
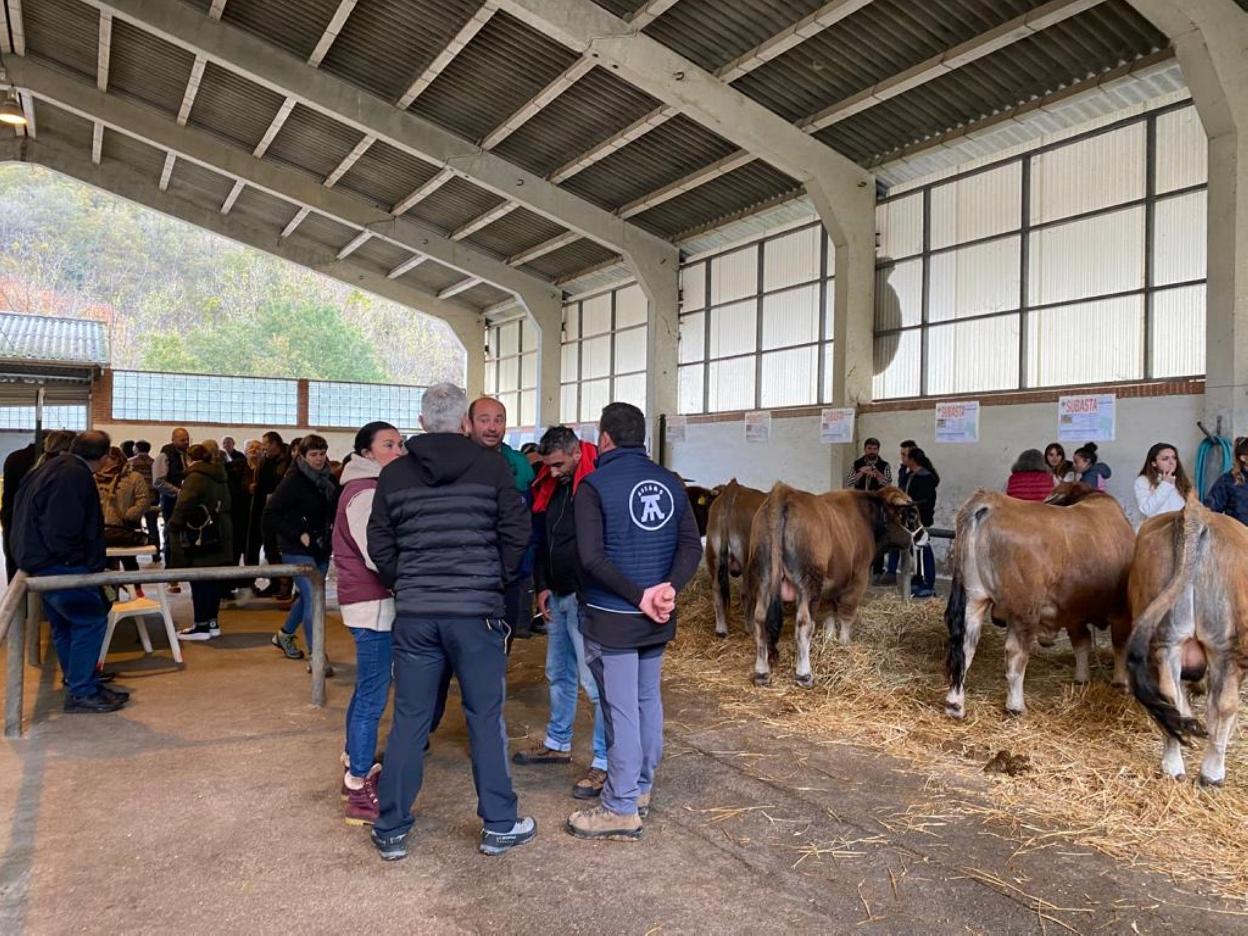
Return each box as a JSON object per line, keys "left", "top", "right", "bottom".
{"left": 169, "top": 444, "right": 233, "bottom": 639}
{"left": 266, "top": 435, "right": 338, "bottom": 670}
{"left": 902, "top": 447, "right": 940, "bottom": 598}
{"left": 333, "top": 421, "right": 403, "bottom": 825}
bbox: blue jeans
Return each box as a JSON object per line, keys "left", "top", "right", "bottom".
{"left": 280, "top": 553, "right": 328, "bottom": 652}
{"left": 912, "top": 544, "right": 936, "bottom": 592}
{"left": 345, "top": 626, "right": 393, "bottom": 778}
{"left": 586, "top": 637, "right": 665, "bottom": 816}
{"left": 39, "top": 564, "right": 110, "bottom": 696}
{"left": 543, "top": 593, "right": 606, "bottom": 770}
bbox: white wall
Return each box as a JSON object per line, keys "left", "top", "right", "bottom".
{"left": 94, "top": 422, "right": 360, "bottom": 461}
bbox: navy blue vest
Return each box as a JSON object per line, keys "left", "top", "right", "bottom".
{"left": 581, "top": 446, "right": 686, "bottom": 614}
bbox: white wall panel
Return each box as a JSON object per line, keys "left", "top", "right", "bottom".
{"left": 1152, "top": 285, "right": 1205, "bottom": 378}
{"left": 582, "top": 293, "right": 612, "bottom": 336}
{"left": 708, "top": 299, "right": 757, "bottom": 358}
{"left": 873, "top": 327, "right": 921, "bottom": 399}
{"left": 928, "top": 236, "right": 1020, "bottom": 322}
{"left": 613, "top": 326, "right": 647, "bottom": 373}
{"left": 876, "top": 259, "right": 922, "bottom": 330}
{"left": 679, "top": 313, "right": 704, "bottom": 363}
{"left": 760, "top": 346, "right": 817, "bottom": 408}
{"left": 678, "top": 364, "right": 703, "bottom": 414}
{"left": 927, "top": 315, "right": 1020, "bottom": 395}
{"left": 1153, "top": 190, "right": 1206, "bottom": 286}
{"left": 709, "top": 244, "right": 758, "bottom": 304}
{"left": 761, "top": 283, "right": 819, "bottom": 350}
{"left": 615, "top": 283, "right": 647, "bottom": 328}
{"left": 707, "top": 357, "right": 756, "bottom": 412}
{"left": 1156, "top": 105, "right": 1207, "bottom": 194}
{"left": 764, "top": 225, "right": 820, "bottom": 291}
{"left": 930, "top": 162, "right": 1021, "bottom": 250}
{"left": 1028, "top": 206, "right": 1145, "bottom": 306}
{"left": 582, "top": 334, "right": 611, "bottom": 380}
{"left": 1026, "top": 294, "right": 1143, "bottom": 386}
{"left": 876, "top": 192, "right": 923, "bottom": 259}
{"left": 681, "top": 261, "right": 706, "bottom": 312}
{"left": 1030, "top": 123, "right": 1145, "bottom": 224}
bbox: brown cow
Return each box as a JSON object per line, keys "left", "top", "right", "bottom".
{"left": 944, "top": 487, "right": 1135, "bottom": 719}
{"left": 680, "top": 482, "right": 720, "bottom": 537}
{"left": 1127, "top": 499, "right": 1246, "bottom": 785}
{"left": 748, "top": 484, "right": 923, "bottom": 687}
{"left": 704, "top": 480, "right": 767, "bottom": 637}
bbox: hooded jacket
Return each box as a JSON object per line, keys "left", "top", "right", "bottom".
{"left": 367, "top": 433, "right": 530, "bottom": 620}
{"left": 168, "top": 460, "right": 233, "bottom": 568}
{"left": 332, "top": 455, "right": 395, "bottom": 631}
{"left": 96, "top": 465, "right": 154, "bottom": 528}
{"left": 12, "top": 452, "right": 106, "bottom": 574}
{"left": 532, "top": 441, "right": 598, "bottom": 598}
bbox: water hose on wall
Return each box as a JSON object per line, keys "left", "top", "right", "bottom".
{"left": 1195, "top": 419, "right": 1233, "bottom": 499}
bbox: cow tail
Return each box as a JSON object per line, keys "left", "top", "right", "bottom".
{"left": 764, "top": 490, "right": 789, "bottom": 649}
{"left": 944, "top": 576, "right": 968, "bottom": 690}
{"left": 715, "top": 484, "right": 737, "bottom": 615}
{"left": 1126, "top": 501, "right": 1210, "bottom": 743}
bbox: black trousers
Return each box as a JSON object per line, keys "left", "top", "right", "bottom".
{"left": 376, "top": 615, "right": 517, "bottom": 838}
{"left": 191, "top": 580, "right": 220, "bottom": 623}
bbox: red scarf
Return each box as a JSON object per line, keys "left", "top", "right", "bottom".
{"left": 531, "top": 441, "right": 598, "bottom": 513}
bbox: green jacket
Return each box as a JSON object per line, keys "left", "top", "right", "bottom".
{"left": 168, "top": 460, "right": 233, "bottom": 568}
{"left": 499, "top": 443, "right": 535, "bottom": 493}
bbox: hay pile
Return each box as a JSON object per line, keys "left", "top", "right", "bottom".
{"left": 666, "top": 571, "right": 1248, "bottom": 900}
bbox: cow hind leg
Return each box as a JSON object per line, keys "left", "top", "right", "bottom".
{"left": 945, "top": 597, "right": 988, "bottom": 719}
{"left": 1069, "top": 623, "right": 1092, "bottom": 685}
{"left": 1156, "top": 646, "right": 1189, "bottom": 780}
{"left": 794, "top": 598, "right": 816, "bottom": 689}
{"left": 710, "top": 555, "right": 729, "bottom": 638}
{"left": 751, "top": 596, "right": 773, "bottom": 687}
{"left": 1004, "top": 625, "right": 1031, "bottom": 717}
{"left": 1198, "top": 652, "right": 1240, "bottom": 787}
{"left": 1109, "top": 614, "right": 1131, "bottom": 689}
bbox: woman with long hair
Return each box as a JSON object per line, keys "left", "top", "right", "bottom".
{"left": 1205, "top": 436, "right": 1248, "bottom": 525}
{"left": 1134, "top": 442, "right": 1190, "bottom": 524}
{"left": 902, "top": 447, "right": 939, "bottom": 598}
{"left": 1044, "top": 442, "right": 1075, "bottom": 486}
{"left": 169, "top": 443, "right": 233, "bottom": 640}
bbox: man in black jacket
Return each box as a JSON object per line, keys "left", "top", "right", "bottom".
{"left": 13, "top": 431, "right": 128, "bottom": 713}
{"left": 367, "top": 383, "right": 535, "bottom": 860}
{"left": 1, "top": 440, "right": 37, "bottom": 583}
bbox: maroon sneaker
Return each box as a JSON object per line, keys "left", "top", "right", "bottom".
{"left": 344, "top": 771, "right": 380, "bottom": 826}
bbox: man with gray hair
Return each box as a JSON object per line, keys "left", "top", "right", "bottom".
{"left": 367, "top": 383, "right": 535, "bottom": 859}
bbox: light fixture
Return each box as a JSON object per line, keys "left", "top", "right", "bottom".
{"left": 0, "top": 91, "right": 26, "bottom": 127}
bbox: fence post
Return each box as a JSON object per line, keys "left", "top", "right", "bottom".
{"left": 5, "top": 599, "right": 27, "bottom": 738}
{"left": 25, "top": 591, "right": 41, "bottom": 666}
{"left": 310, "top": 570, "right": 326, "bottom": 708}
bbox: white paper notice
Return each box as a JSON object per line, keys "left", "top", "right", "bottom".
{"left": 1058, "top": 393, "right": 1116, "bottom": 443}
{"left": 820, "top": 408, "right": 855, "bottom": 444}
{"left": 665, "top": 416, "right": 686, "bottom": 443}
{"left": 934, "top": 401, "right": 980, "bottom": 444}
{"left": 745, "top": 410, "right": 771, "bottom": 443}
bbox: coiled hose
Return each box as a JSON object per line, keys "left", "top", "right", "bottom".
{"left": 1194, "top": 429, "right": 1233, "bottom": 500}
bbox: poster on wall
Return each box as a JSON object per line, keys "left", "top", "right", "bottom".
{"left": 934, "top": 401, "right": 980, "bottom": 444}
{"left": 820, "top": 408, "right": 855, "bottom": 444}
{"left": 1057, "top": 393, "right": 1116, "bottom": 443}
{"left": 745, "top": 410, "right": 772, "bottom": 443}
{"left": 666, "top": 416, "right": 687, "bottom": 443}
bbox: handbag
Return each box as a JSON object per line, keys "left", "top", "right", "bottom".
{"left": 104, "top": 524, "right": 149, "bottom": 548}
{"left": 177, "top": 501, "right": 223, "bottom": 554}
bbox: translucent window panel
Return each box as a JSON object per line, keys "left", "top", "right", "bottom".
{"left": 824, "top": 284, "right": 836, "bottom": 340}
{"left": 483, "top": 361, "right": 497, "bottom": 393}
{"left": 0, "top": 405, "right": 87, "bottom": 430}
{"left": 582, "top": 334, "right": 611, "bottom": 379}
{"left": 707, "top": 357, "right": 756, "bottom": 412}
{"left": 930, "top": 161, "right": 1021, "bottom": 250}
{"left": 498, "top": 391, "right": 519, "bottom": 422}
{"left": 580, "top": 379, "right": 610, "bottom": 422}
{"left": 1153, "top": 190, "right": 1207, "bottom": 286}
{"left": 614, "top": 326, "right": 648, "bottom": 373}
{"left": 1156, "top": 106, "right": 1207, "bottom": 194}
{"left": 582, "top": 293, "right": 612, "bottom": 336}
{"left": 928, "top": 236, "right": 1021, "bottom": 322}
{"left": 679, "top": 312, "right": 705, "bottom": 363}
{"left": 1028, "top": 206, "right": 1145, "bottom": 306}
{"left": 561, "top": 342, "right": 579, "bottom": 381}
{"left": 876, "top": 192, "right": 923, "bottom": 260}
{"left": 708, "top": 299, "right": 757, "bottom": 359}
{"left": 678, "top": 364, "right": 704, "bottom": 414}
{"left": 709, "top": 244, "right": 758, "bottom": 305}
{"left": 615, "top": 283, "right": 647, "bottom": 328}
{"left": 561, "top": 383, "right": 578, "bottom": 421}
{"left": 681, "top": 261, "right": 706, "bottom": 312}
{"left": 498, "top": 355, "right": 520, "bottom": 392}
{"left": 613, "top": 373, "right": 646, "bottom": 410}
{"left": 873, "top": 328, "right": 921, "bottom": 400}
{"left": 825, "top": 234, "right": 837, "bottom": 270}
{"left": 821, "top": 342, "right": 834, "bottom": 403}
{"left": 1026, "top": 295, "right": 1144, "bottom": 386}
{"left": 1151, "top": 285, "right": 1206, "bottom": 378}
{"left": 764, "top": 225, "right": 820, "bottom": 291}
{"left": 521, "top": 352, "right": 537, "bottom": 390}
{"left": 762, "top": 283, "right": 819, "bottom": 350}
{"left": 563, "top": 303, "right": 579, "bottom": 340}
{"left": 760, "top": 346, "right": 818, "bottom": 408}
{"left": 1030, "top": 123, "right": 1146, "bottom": 223}
{"left": 926, "top": 315, "right": 1020, "bottom": 396}
{"left": 520, "top": 389, "right": 537, "bottom": 427}
{"left": 875, "top": 259, "right": 922, "bottom": 331}
{"left": 498, "top": 321, "right": 520, "bottom": 357}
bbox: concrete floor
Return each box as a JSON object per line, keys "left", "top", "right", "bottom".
{"left": 0, "top": 593, "right": 1240, "bottom": 935}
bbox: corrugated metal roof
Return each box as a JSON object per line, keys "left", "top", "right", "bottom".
{"left": 400, "top": 263, "right": 470, "bottom": 297}
{"left": 591, "top": 0, "right": 648, "bottom": 17}
{"left": 319, "top": 0, "right": 485, "bottom": 103}
{"left": 492, "top": 66, "right": 660, "bottom": 179}
{"left": 188, "top": 62, "right": 290, "bottom": 153}
{"left": 264, "top": 103, "right": 361, "bottom": 179}
{"left": 22, "top": 0, "right": 97, "bottom": 81}
{"left": 100, "top": 128, "right": 168, "bottom": 178}
{"left": 220, "top": 0, "right": 345, "bottom": 62}
{"left": 519, "top": 239, "right": 619, "bottom": 281}
{"left": 336, "top": 140, "right": 440, "bottom": 209}
{"left": 642, "top": 0, "right": 828, "bottom": 73}
{"left": 288, "top": 211, "right": 358, "bottom": 251}
{"left": 459, "top": 281, "right": 512, "bottom": 308}
{"left": 167, "top": 157, "right": 236, "bottom": 208}
{"left": 350, "top": 236, "right": 421, "bottom": 277}
{"left": 0, "top": 312, "right": 108, "bottom": 366}
{"left": 410, "top": 10, "right": 581, "bottom": 143}
{"left": 33, "top": 98, "right": 94, "bottom": 149}
{"left": 404, "top": 175, "right": 507, "bottom": 234}
{"left": 108, "top": 17, "right": 197, "bottom": 118}
{"left": 228, "top": 185, "right": 296, "bottom": 232}
{"left": 461, "top": 207, "right": 568, "bottom": 259}
{"left": 630, "top": 159, "right": 800, "bottom": 239}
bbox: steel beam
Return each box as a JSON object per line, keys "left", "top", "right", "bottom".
{"left": 396, "top": 1, "right": 498, "bottom": 109}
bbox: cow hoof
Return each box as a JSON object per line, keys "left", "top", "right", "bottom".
{"left": 795, "top": 673, "right": 814, "bottom": 689}
{"left": 945, "top": 704, "right": 965, "bottom": 720}
{"left": 1004, "top": 706, "right": 1024, "bottom": 718}
{"left": 752, "top": 672, "right": 772, "bottom": 687}
{"left": 1110, "top": 679, "right": 1129, "bottom": 692}
{"left": 714, "top": 629, "right": 727, "bottom": 639}
{"left": 1197, "top": 774, "right": 1224, "bottom": 789}
{"left": 1073, "top": 675, "right": 1090, "bottom": 686}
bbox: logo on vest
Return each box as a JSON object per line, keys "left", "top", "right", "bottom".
{"left": 629, "top": 479, "right": 675, "bottom": 531}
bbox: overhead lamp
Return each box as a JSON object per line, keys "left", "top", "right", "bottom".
{"left": 0, "top": 91, "right": 26, "bottom": 127}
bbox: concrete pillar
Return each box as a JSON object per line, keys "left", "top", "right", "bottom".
{"left": 807, "top": 177, "right": 877, "bottom": 489}
{"left": 524, "top": 294, "right": 564, "bottom": 429}
{"left": 449, "top": 318, "right": 486, "bottom": 400}
{"left": 1128, "top": 0, "right": 1248, "bottom": 435}
{"left": 627, "top": 247, "right": 681, "bottom": 459}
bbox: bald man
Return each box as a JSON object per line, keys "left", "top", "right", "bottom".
{"left": 153, "top": 427, "right": 191, "bottom": 576}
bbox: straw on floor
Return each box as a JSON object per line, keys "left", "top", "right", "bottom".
{"left": 665, "top": 571, "right": 1248, "bottom": 900}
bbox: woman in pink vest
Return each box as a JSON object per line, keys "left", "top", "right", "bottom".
{"left": 334, "top": 420, "right": 404, "bottom": 826}
{"left": 1005, "top": 449, "right": 1054, "bottom": 502}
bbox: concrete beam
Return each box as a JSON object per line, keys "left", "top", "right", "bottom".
{"left": 97, "top": 10, "right": 112, "bottom": 91}
{"left": 391, "top": 166, "right": 456, "bottom": 216}
{"left": 627, "top": 0, "right": 679, "bottom": 29}
{"left": 158, "top": 150, "right": 174, "bottom": 190}
{"left": 387, "top": 254, "right": 428, "bottom": 279}
{"left": 251, "top": 97, "right": 295, "bottom": 159}
{"left": 323, "top": 133, "right": 375, "bottom": 187}
{"left": 220, "top": 178, "right": 244, "bottom": 214}
{"left": 281, "top": 206, "right": 310, "bottom": 237}
{"left": 11, "top": 138, "right": 484, "bottom": 340}
{"left": 480, "top": 56, "right": 595, "bottom": 150}
{"left": 91, "top": 121, "right": 103, "bottom": 164}
{"left": 336, "top": 230, "right": 371, "bottom": 259}
{"left": 439, "top": 276, "right": 482, "bottom": 299}
{"left": 451, "top": 200, "right": 518, "bottom": 240}
{"left": 83, "top": 0, "right": 675, "bottom": 267}
{"left": 8, "top": 59, "right": 561, "bottom": 312}
{"left": 507, "top": 230, "right": 579, "bottom": 266}
{"left": 308, "top": 0, "right": 361, "bottom": 68}
{"left": 396, "top": 2, "right": 498, "bottom": 108}
{"left": 4, "top": 0, "right": 24, "bottom": 56}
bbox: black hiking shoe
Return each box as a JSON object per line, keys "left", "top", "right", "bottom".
{"left": 371, "top": 828, "right": 409, "bottom": 862}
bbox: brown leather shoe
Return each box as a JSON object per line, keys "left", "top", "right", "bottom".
{"left": 572, "top": 767, "right": 607, "bottom": 800}
{"left": 637, "top": 790, "right": 652, "bottom": 818}
{"left": 512, "top": 742, "right": 572, "bottom": 765}
{"left": 566, "top": 805, "right": 642, "bottom": 841}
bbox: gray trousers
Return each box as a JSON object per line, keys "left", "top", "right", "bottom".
{"left": 584, "top": 637, "right": 665, "bottom": 815}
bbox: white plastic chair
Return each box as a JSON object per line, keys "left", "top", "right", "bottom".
{"left": 98, "top": 583, "right": 183, "bottom": 665}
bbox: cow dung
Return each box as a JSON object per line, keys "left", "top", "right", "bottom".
{"left": 983, "top": 750, "right": 1031, "bottom": 777}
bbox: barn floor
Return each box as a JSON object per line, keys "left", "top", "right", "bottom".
{"left": 0, "top": 592, "right": 1240, "bottom": 935}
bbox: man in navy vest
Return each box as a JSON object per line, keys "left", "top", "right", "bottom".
{"left": 566, "top": 403, "right": 702, "bottom": 841}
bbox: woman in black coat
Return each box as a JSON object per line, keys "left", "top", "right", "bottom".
{"left": 265, "top": 435, "right": 338, "bottom": 667}
{"left": 169, "top": 444, "right": 233, "bottom": 640}
{"left": 902, "top": 447, "right": 940, "bottom": 598}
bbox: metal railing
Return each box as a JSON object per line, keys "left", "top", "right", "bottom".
{"left": 0, "top": 563, "right": 326, "bottom": 738}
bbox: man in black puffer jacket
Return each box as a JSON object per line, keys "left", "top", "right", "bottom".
{"left": 367, "top": 383, "right": 534, "bottom": 861}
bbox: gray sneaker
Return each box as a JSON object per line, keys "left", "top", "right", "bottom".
{"left": 271, "top": 630, "right": 304, "bottom": 659}
{"left": 479, "top": 816, "right": 537, "bottom": 855}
